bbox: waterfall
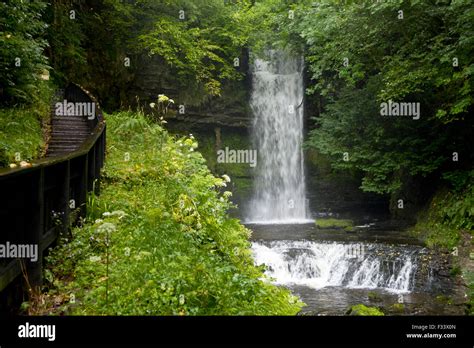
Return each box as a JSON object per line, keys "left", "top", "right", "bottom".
{"left": 252, "top": 240, "right": 418, "bottom": 293}
{"left": 246, "top": 51, "right": 310, "bottom": 223}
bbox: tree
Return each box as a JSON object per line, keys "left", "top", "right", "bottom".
{"left": 0, "top": 0, "right": 50, "bottom": 105}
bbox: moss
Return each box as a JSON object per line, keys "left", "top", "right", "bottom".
{"left": 389, "top": 303, "right": 405, "bottom": 313}
{"left": 305, "top": 148, "right": 332, "bottom": 175}
{"left": 346, "top": 304, "right": 384, "bottom": 316}
{"left": 315, "top": 218, "right": 353, "bottom": 229}
{"left": 450, "top": 265, "right": 462, "bottom": 277}
{"left": 463, "top": 270, "right": 474, "bottom": 315}
{"left": 193, "top": 128, "right": 254, "bottom": 178}
{"left": 367, "top": 291, "right": 382, "bottom": 302}
{"left": 435, "top": 295, "right": 454, "bottom": 305}
{"left": 410, "top": 220, "right": 460, "bottom": 250}
{"left": 409, "top": 185, "right": 473, "bottom": 249}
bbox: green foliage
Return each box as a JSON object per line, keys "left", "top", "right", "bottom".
{"left": 240, "top": 0, "right": 304, "bottom": 57}
{"left": 0, "top": 88, "right": 51, "bottom": 167}
{"left": 438, "top": 185, "right": 474, "bottom": 231}
{"left": 463, "top": 269, "right": 474, "bottom": 315}
{"left": 44, "top": 1, "right": 88, "bottom": 84}
{"left": 137, "top": 0, "right": 250, "bottom": 96}
{"left": 0, "top": 0, "right": 50, "bottom": 105}
{"left": 255, "top": 0, "right": 474, "bottom": 195}
{"left": 410, "top": 182, "right": 473, "bottom": 249}
{"left": 442, "top": 170, "right": 474, "bottom": 193}
{"left": 43, "top": 111, "right": 303, "bottom": 315}
{"left": 44, "top": 0, "right": 253, "bottom": 107}
{"left": 0, "top": 108, "right": 45, "bottom": 166}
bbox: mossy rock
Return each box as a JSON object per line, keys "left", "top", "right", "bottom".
{"left": 367, "top": 291, "right": 382, "bottom": 302}
{"left": 389, "top": 303, "right": 405, "bottom": 313}
{"left": 346, "top": 304, "right": 384, "bottom": 316}
{"left": 435, "top": 295, "right": 454, "bottom": 305}
{"left": 315, "top": 218, "right": 353, "bottom": 229}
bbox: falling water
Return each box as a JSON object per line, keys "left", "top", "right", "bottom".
{"left": 247, "top": 51, "right": 310, "bottom": 223}
{"left": 252, "top": 240, "right": 418, "bottom": 293}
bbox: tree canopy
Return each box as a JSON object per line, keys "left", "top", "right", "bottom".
{"left": 244, "top": 0, "right": 473, "bottom": 195}
{"left": 1, "top": 0, "right": 472, "bottom": 197}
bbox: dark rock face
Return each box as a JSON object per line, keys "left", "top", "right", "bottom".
{"left": 305, "top": 149, "right": 390, "bottom": 220}
{"left": 128, "top": 51, "right": 252, "bottom": 128}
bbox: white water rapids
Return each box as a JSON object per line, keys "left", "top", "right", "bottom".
{"left": 246, "top": 52, "right": 310, "bottom": 224}
{"left": 246, "top": 52, "right": 418, "bottom": 295}
{"left": 252, "top": 240, "right": 417, "bottom": 293}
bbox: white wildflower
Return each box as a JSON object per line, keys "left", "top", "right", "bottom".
{"left": 158, "top": 94, "right": 169, "bottom": 103}
{"left": 97, "top": 222, "right": 116, "bottom": 234}
{"left": 110, "top": 210, "right": 127, "bottom": 219}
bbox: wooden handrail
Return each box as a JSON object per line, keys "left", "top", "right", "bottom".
{"left": 0, "top": 83, "right": 106, "bottom": 293}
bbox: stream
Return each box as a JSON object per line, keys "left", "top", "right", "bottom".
{"left": 244, "top": 51, "right": 464, "bottom": 316}
{"left": 248, "top": 222, "right": 464, "bottom": 315}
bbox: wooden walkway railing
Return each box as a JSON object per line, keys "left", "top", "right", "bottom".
{"left": 0, "top": 84, "right": 106, "bottom": 292}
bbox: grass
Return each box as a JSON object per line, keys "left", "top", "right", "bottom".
{"left": 0, "top": 107, "right": 48, "bottom": 167}
{"left": 0, "top": 85, "right": 52, "bottom": 168}
{"left": 33, "top": 111, "right": 303, "bottom": 316}
{"left": 315, "top": 218, "right": 353, "bottom": 229}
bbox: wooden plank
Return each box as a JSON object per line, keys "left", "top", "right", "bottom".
{"left": 0, "top": 260, "right": 21, "bottom": 292}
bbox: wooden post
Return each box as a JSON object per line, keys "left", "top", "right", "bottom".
{"left": 59, "top": 161, "right": 70, "bottom": 236}
{"left": 78, "top": 155, "right": 88, "bottom": 219}
{"left": 88, "top": 145, "right": 96, "bottom": 192}
{"left": 27, "top": 168, "right": 44, "bottom": 288}
{"left": 94, "top": 141, "right": 101, "bottom": 194}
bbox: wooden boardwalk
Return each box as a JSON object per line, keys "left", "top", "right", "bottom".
{"left": 0, "top": 84, "right": 106, "bottom": 295}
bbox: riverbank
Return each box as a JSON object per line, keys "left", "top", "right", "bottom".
{"left": 410, "top": 183, "right": 474, "bottom": 314}
{"left": 22, "top": 111, "right": 302, "bottom": 315}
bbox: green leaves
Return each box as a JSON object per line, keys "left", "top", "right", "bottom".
{"left": 136, "top": 1, "right": 248, "bottom": 96}
{"left": 42, "top": 111, "right": 303, "bottom": 315}
{"left": 0, "top": 0, "right": 50, "bottom": 105}
{"left": 286, "top": 1, "right": 474, "bottom": 195}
